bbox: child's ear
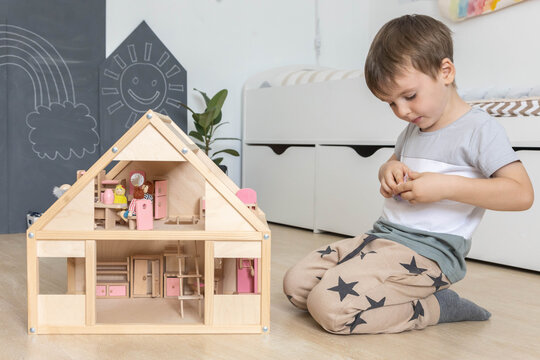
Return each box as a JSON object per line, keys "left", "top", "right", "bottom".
{"left": 440, "top": 58, "right": 455, "bottom": 85}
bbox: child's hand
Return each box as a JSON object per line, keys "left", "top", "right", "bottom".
{"left": 379, "top": 160, "right": 410, "bottom": 198}
{"left": 395, "top": 171, "right": 451, "bottom": 204}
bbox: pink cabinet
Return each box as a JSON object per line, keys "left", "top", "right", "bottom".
{"left": 165, "top": 277, "right": 180, "bottom": 297}
{"left": 154, "top": 180, "right": 168, "bottom": 219}
{"left": 96, "top": 283, "right": 128, "bottom": 298}
{"left": 109, "top": 285, "right": 127, "bottom": 297}
{"left": 96, "top": 285, "right": 107, "bottom": 297}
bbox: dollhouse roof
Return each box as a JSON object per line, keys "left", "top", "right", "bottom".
{"left": 28, "top": 110, "right": 267, "bottom": 234}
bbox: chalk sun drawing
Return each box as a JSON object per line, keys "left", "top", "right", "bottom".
{"left": 101, "top": 41, "right": 185, "bottom": 129}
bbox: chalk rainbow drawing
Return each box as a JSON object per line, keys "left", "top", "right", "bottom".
{"left": 439, "top": 0, "right": 526, "bottom": 21}
{"left": 0, "top": 24, "right": 99, "bottom": 160}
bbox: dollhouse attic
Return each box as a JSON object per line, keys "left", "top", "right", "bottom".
{"left": 26, "top": 110, "right": 271, "bottom": 335}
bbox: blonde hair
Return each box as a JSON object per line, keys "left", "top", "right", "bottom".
{"left": 364, "top": 14, "right": 454, "bottom": 98}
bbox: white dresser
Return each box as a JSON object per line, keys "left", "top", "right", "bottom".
{"left": 242, "top": 66, "right": 540, "bottom": 272}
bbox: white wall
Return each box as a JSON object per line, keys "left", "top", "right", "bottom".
{"left": 366, "top": 0, "right": 540, "bottom": 91}
{"left": 107, "top": 0, "right": 540, "bottom": 185}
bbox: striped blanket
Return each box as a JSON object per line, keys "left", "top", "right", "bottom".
{"left": 468, "top": 98, "right": 540, "bottom": 117}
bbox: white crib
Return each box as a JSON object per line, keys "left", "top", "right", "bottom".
{"left": 242, "top": 65, "right": 540, "bottom": 272}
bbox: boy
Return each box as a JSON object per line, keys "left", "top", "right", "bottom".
{"left": 283, "top": 14, "right": 533, "bottom": 334}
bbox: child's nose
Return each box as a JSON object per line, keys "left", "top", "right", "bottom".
{"left": 394, "top": 103, "right": 411, "bottom": 120}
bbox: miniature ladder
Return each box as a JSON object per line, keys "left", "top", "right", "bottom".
{"left": 177, "top": 241, "right": 203, "bottom": 318}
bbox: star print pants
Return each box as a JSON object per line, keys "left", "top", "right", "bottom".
{"left": 283, "top": 234, "right": 450, "bottom": 334}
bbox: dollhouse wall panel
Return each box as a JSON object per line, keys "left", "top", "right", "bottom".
{"left": 167, "top": 163, "right": 205, "bottom": 217}
{"left": 114, "top": 125, "right": 185, "bottom": 162}
{"left": 43, "top": 181, "right": 94, "bottom": 231}
{"left": 214, "top": 241, "right": 261, "bottom": 258}
{"left": 205, "top": 182, "right": 255, "bottom": 231}
{"left": 212, "top": 294, "right": 260, "bottom": 325}
{"left": 37, "top": 241, "right": 86, "bottom": 258}
{"left": 38, "top": 294, "right": 85, "bottom": 327}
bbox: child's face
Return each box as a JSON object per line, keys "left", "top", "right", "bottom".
{"left": 379, "top": 65, "right": 452, "bottom": 132}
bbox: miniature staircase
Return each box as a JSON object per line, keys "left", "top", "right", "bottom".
{"left": 176, "top": 242, "right": 203, "bottom": 318}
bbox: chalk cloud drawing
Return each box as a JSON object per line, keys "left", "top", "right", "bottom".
{"left": 0, "top": 23, "right": 100, "bottom": 160}
{"left": 100, "top": 21, "right": 187, "bottom": 143}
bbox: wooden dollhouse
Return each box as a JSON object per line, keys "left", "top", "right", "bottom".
{"left": 26, "top": 110, "right": 271, "bottom": 334}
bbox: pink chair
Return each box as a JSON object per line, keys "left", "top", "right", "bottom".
{"left": 135, "top": 199, "right": 153, "bottom": 230}
{"left": 236, "top": 188, "right": 257, "bottom": 210}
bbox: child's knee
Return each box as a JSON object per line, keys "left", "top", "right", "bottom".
{"left": 306, "top": 283, "right": 345, "bottom": 333}
{"left": 282, "top": 265, "right": 311, "bottom": 309}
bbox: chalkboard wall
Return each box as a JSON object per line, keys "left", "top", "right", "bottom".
{"left": 0, "top": 0, "right": 105, "bottom": 233}
{"left": 100, "top": 21, "right": 187, "bottom": 152}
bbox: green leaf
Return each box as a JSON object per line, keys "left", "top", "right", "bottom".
{"left": 212, "top": 122, "right": 229, "bottom": 132}
{"left": 198, "top": 110, "right": 215, "bottom": 129}
{"left": 194, "top": 88, "right": 212, "bottom": 108}
{"left": 205, "top": 90, "right": 227, "bottom": 124}
{"left": 179, "top": 102, "right": 196, "bottom": 114}
{"left": 189, "top": 131, "right": 204, "bottom": 142}
{"left": 209, "top": 89, "right": 228, "bottom": 110}
{"left": 212, "top": 157, "right": 224, "bottom": 165}
{"left": 212, "top": 111, "right": 222, "bottom": 125}
{"left": 194, "top": 121, "right": 206, "bottom": 136}
{"left": 213, "top": 149, "right": 239, "bottom": 157}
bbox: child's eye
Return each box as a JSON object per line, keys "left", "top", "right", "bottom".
{"left": 405, "top": 94, "right": 416, "bottom": 101}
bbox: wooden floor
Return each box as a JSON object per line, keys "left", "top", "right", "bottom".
{"left": 1, "top": 224, "right": 539, "bottom": 360}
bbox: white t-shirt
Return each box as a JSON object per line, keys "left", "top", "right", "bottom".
{"left": 381, "top": 107, "right": 519, "bottom": 240}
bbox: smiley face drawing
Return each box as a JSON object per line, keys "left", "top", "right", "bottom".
{"left": 100, "top": 22, "right": 187, "bottom": 145}
{"left": 120, "top": 63, "right": 166, "bottom": 113}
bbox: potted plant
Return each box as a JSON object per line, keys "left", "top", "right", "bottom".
{"left": 180, "top": 89, "right": 240, "bottom": 173}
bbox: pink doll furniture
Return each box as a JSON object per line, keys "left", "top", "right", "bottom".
{"left": 236, "top": 188, "right": 257, "bottom": 210}
{"left": 135, "top": 199, "right": 153, "bottom": 230}
{"left": 237, "top": 258, "right": 258, "bottom": 293}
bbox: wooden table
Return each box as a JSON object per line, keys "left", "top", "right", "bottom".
{"left": 94, "top": 202, "right": 127, "bottom": 229}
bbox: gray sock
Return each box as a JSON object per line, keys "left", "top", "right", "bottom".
{"left": 434, "top": 289, "right": 491, "bottom": 323}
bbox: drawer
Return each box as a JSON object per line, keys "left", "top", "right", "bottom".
{"left": 108, "top": 285, "right": 127, "bottom": 297}
{"left": 166, "top": 277, "right": 180, "bottom": 297}
{"left": 316, "top": 145, "right": 393, "bottom": 236}
{"left": 96, "top": 285, "right": 107, "bottom": 297}
{"left": 469, "top": 150, "right": 540, "bottom": 271}
{"left": 244, "top": 79, "right": 402, "bottom": 143}
{"left": 243, "top": 145, "right": 315, "bottom": 229}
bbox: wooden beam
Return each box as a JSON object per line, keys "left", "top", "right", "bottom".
{"left": 85, "top": 240, "right": 96, "bottom": 326}
{"left": 36, "top": 324, "right": 262, "bottom": 334}
{"left": 26, "top": 233, "right": 38, "bottom": 334}
{"left": 261, "top": 232, "right": 271, "bottom": 332}
{"left": 204, "top": 241, "right": 214, "bottom": 326}
{"left": 34, "top": 231, "right": 263, "bottom": 241}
